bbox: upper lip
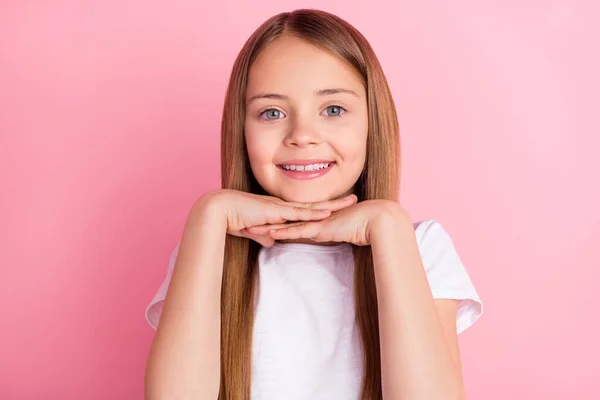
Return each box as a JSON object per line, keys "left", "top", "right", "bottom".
{"left": 278, "top": 159, "right": 335, "bottom": 166}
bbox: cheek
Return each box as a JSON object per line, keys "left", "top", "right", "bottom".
{"left": 244, "top": 123, "right": 278, "bottom": 168}
{"left": 334, "top": 125, "right": 368, "bottom": 165}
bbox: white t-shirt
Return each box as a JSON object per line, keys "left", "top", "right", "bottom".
{"left": 146, "top": 219, "right": 483, "bottom": 399}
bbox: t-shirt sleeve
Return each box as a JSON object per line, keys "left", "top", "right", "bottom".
{"left": 414, "top": 220, "right": 483, "bottom": 334}
{"left": 145, "top": 243, "right": 180, "bottom": 330}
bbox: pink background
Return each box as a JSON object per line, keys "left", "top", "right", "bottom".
{"left": 1, "top": 0, "right": 598, "bottom": 398}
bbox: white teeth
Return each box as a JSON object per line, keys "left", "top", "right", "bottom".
{"left": 281, "top": 163, "right": 331, "bottom": 171}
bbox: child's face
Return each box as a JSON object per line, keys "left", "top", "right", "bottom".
{"left": 244, "top": 35, "right": 368, "bottom": 203}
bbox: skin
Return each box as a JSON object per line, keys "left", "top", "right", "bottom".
{"left": 244, "top": 35, "right": 368, "bottom": 205}
{"left": 145, "top": 35, "right": 465, "bottom": 400}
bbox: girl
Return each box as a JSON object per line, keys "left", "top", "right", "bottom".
{"left": 144, "top": 9, "right": 482, "bottom": 400}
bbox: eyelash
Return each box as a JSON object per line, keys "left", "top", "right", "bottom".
{"left": 258, "top": 105, "right": 347, "bottom": 120}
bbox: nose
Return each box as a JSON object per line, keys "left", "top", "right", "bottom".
{"left": 283, "top": 119, "right": 321, "bottom": 148}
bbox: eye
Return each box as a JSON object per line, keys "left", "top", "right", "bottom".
{"left": 259, "top": 109, "right": 286, "bottom": 120}
{"left": 321, "top": 105, "right": 346, "bottom": 117}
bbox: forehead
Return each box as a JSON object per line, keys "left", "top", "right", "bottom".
{"left": 246, "top": 35, "right": 365, "bottom": 97}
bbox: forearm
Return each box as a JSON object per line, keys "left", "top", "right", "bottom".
{"left": 145, "top": 199, "right": 226, "bottom": 399}
{"left": 370, "top": 213, "right": 462, "bottom": 400}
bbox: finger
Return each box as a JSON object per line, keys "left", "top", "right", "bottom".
{"left": 246, "top": 221, "right": 305, "bottom": 235}
{"left": 239, "top": 229, "right": 276, "bottom": 248}
{"left": 316, "top": 194, "right": 357, "bottom": 212}
{"left": 297, "top": 194, "right": 357, "bottom": 211}
{"left": 268, "top": 206, "right": 332, "bottom": 225}
{"left": 270, "top": 195, "right": 357, "bottom": 224}
{"left": 269, "top": 222, "right": 323, "bottom": 241}
{"left": 276, "top": 194, "right": 357, "bottom": 212}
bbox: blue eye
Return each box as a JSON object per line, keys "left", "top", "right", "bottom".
{"left": 322, "top": 105, "right": 346, "bottom": 117}
{"left": 260, "top": 109, "right": 285, "bottom": 120}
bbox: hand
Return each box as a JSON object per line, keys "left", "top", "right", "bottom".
{"left": 246, "top": 198, "right": 408, "bottom": 246}
{"left": 195, "top": 189, "right": 358, "bottom": 247}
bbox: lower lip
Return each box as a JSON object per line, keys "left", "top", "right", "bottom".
{"left": 278, "top": 163, "right": 335, "bottom": 180}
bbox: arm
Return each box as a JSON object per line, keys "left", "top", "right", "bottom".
{"left": 370, "top": 209, "right": 464, "bottom": 400}
{"left": 145, "top": 197, "right": 226, "bottom": 400}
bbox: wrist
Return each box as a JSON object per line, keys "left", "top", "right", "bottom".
{"left": 188, "top": 190, "right": 229, "bottom": 230}
{"left": 368, "top": 202, "right": 413, "bottom": 243}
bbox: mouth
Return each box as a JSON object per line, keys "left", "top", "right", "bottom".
{"left": 276, "top": 160, "right": 336, "bottom": 180}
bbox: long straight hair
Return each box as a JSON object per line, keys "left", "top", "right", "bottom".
{"left": 219, "top": 9, "right": 400, "bottom": 400}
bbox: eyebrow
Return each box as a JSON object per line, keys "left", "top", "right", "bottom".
{"left": 247, "top": 88, "right": 359, "bottom": 103}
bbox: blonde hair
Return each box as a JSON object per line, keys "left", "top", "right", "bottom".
{"left": 219, "top": 9, "right": 400, "bottom": 400}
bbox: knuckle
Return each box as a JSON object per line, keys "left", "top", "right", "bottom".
{"left": 263, "top": 210, "right": 281, "bottom": 224}
{"left": 294, "top": 206, "right": 307, "bottom": 215}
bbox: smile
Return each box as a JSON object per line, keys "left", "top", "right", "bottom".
{"left": 281, "top": 162, "right": 332, "bottom": 171}
{"left": 277, "top": 161, "right": 336, "bottom": 180}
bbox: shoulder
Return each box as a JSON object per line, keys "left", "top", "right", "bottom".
{"left": 412, "top": 219, "right": 456, "bottom": 255}
{"left": 411, "top": 218, "right": 468, "bottom": 277}
{"left": 413, "top": 219, "right": 449, "bottom": 239}
{"left": 412, "top": 219, "right": 483, "bottom": 333}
